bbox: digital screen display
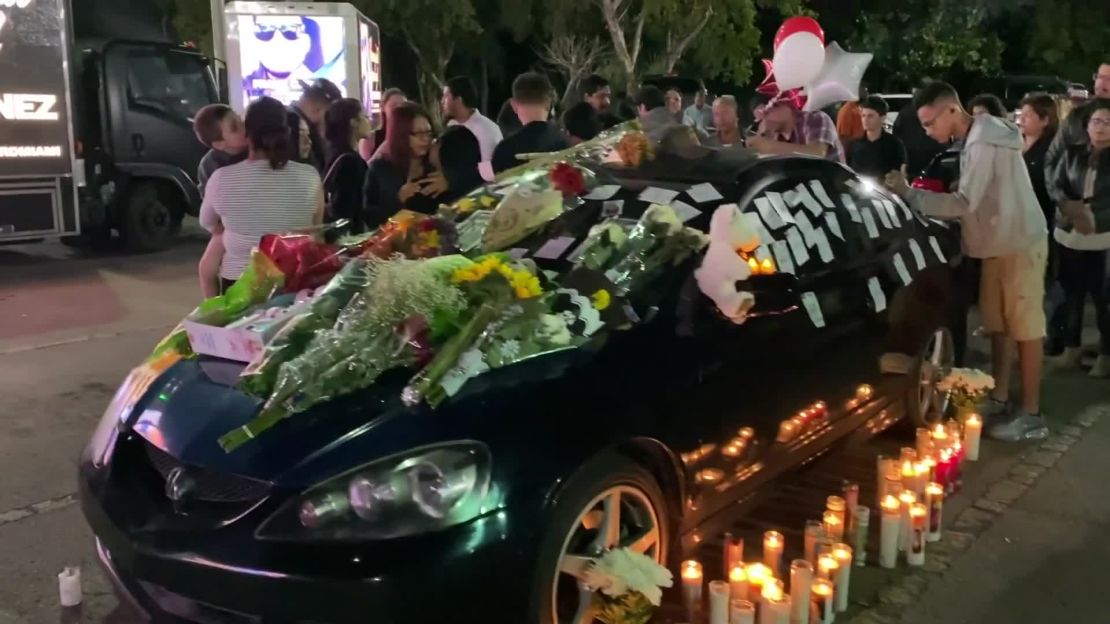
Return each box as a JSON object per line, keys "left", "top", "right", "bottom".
{"left": 0, "top": 0, "right": 73, "bottom": 177}
{"left": 358, "top": 19, "right": 382, "bottom": 126}
{"left": 236, "top": 14, "right": 348, "bottom": 106}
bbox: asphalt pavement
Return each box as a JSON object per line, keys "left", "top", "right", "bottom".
{"left": 0, "top": 233, "right": 1107, "bottom": 624}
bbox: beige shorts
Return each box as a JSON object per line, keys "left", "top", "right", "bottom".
{"left": 979, "top": 237, "right": 1048, "bottom": 341}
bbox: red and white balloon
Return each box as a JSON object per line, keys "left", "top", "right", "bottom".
{"left": 763, "top": 17, "right": 872, "bottom": 111}
{"left": 771, "top": 16, "right": 826, "bottom": 90}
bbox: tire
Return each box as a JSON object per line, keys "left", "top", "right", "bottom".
{"left": 528, "top": 452, "right": 671, "bottom": 624}
{"left": 119, "top": 182, "right": 180, "bottom": 252}
{"left": 904, "top": 327, "right": 954, "bottom": 430}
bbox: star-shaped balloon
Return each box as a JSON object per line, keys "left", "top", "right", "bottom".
{"left": 803, "top": 41, "right": 873, "bottom": 112}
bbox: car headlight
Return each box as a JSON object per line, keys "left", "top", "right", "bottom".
{"left": 256, "top": 442, "right": 494, "bottom": 541}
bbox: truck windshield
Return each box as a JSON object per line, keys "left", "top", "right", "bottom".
{"left": 127, "top": 50, "right": 218, "bottom": 120}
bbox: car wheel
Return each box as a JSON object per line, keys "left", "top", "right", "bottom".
{"left": 906, "top": 327, "right": 954, "bottom": 429}
{"left": 530, "top": 452, "right": 671, "bottom": 624}
{"left": 120, "top": 182, "right": 180, "bottom": 252}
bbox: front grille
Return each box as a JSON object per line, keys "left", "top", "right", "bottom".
{"left": 144, "top": 442, "right": 271, "bottom": 503}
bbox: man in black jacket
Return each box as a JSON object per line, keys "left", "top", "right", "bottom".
{"left": 492, "top": 72, "right": 568, "bottom": 173}
{"left": 1044, "top": 62, "right": 1110, "bottom": 206}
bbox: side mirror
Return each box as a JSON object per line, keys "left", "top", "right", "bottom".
{"left": 742, "top": 273, "right": 801, "bottom": 316}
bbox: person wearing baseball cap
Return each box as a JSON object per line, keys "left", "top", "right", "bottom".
{"left": 290, "top": 78, "right": 342, "bottom": 171}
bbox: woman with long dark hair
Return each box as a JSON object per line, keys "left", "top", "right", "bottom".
{"left": 1020, "top": 94, "right": 1060, "bottom": 243}
{"left": 407, "top": 125, "right": 483, "bottom": 214}
{"left": 363, "top": 102, "right": 443, "bottom": 226}
{"left": 367, "top": 87, "right": 405, "bottom": 159}
{"left": 323, "top": 98, "right": 372, "bottom": 232}
{"left": 199, "top": 96, "right": 323, "bottom": 289}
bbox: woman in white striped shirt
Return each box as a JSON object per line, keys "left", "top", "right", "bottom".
{"left": 200, "top": 97, "right": 324, "bottom": 289}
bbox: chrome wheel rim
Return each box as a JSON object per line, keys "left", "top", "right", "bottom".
{"left": 918, "top": 328, "right": 954, "bottom": 425}
{"left": 552, "top": 485, "right": 663, "bottom": 624}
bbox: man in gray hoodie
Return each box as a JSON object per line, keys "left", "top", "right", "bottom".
{"left": 885, "top": 81, "right": 1050, "bottom": 442}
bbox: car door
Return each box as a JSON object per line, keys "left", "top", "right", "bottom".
{"left": 671, "top": 162, "right": 889, "bottom": 530}
{"left": 103, "top": 43, "right": 218, "bottom": 180}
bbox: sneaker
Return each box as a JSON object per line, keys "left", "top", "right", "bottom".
{"left": 1090, "top": 355, "right": 1110, "bottom": 379}
{"left": 978, "top": 398, "right": 1010, "bottom": 422}
{"left": 1046, "top": 347, "right": 1083, "bottom": 372}
{"left": 988, "top": 412, "right": 1049, "bottom": 442}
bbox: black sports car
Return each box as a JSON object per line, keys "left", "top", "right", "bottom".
{"left": 80, "top": 148, "right": 962, "bottom": 624}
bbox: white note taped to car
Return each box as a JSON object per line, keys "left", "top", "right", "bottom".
{"left": 882, "top": 200, "right": 902, "bottom": 226}
{"left": 872, "top": 199, "right": 893, "bottom": 229}
{"left": 671, "top": 200, "right": 703, "bottom": 222}
{"left": 639, "top": 186, "right": 680, "bottom": 205}
{"left": 795, "top": 210, "right": 819, "bottom": 247}
{"left": 929, "top": 236, "right": 947, "bottom": 263}
{"left": 892, "top": 193, "right": 914, "bottom": 222}
{"left": 533, "top": 236, "right": 577, "bottom": 260}
{"left": 602, "top": 200, "right": 624, "bottom": 219}
{"left": 686, "top": 182, "right": 724, "bottom": 204}
{"left": 810, "top": 180, "right": 836, "bottom": 209}
{"left": 755, "top": 245, "right": 772, "bottom": 262}
{"left": 585, "top": 185, "right": 621, "bottom": 201}
{"left": 785, "top": 227, "right": 810, "bottom": 266}
{"left": 841, "top": 193, "right": 863, "bottom": 223}
{"left": 801, "top": 292, "right": 826, "bottom": 328}
{"left": 754, "top": 197, "right": 786, "bottom": 229}
{"left": 766, "top": 192, "right": 796, "bottom": 225}
{"left": 867, "top": 276, "right": 888, "bottom": 312}
{"left": 772, "top": 240, "right": 795, "bottom": 274}
{"left": 795, "top": 182, "right": 825, "bottom": 217}
{"left": 908, "top": 239, "right": 927, "bottom": 270}
{"left": 861, "top": 207, "right": 880, "bottom": 239}
{"left": 814, "top": 229, "right": 835, "bottom": 263}
{"left": 823, "top": 212, "right": 844, "bottom": 240}
{"left": 893, "top": 253, "right": 913, "bottom": 286}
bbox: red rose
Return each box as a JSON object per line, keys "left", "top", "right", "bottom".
{"left": 550, "top": 162, "right": 586, "bottom": 197}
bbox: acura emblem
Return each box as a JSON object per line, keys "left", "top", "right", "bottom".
{"left": 165, "top": 466, "right": 195, "bottom": 508}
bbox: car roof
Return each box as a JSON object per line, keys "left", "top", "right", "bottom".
{"left": 597, "top": 152, "right": 844, "bottom": 188}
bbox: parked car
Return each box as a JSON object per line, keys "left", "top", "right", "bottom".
{"left": 80, "top": 149, "right": 962, "bottom": 623}
{"left": 874, "top": 93, "right": 912, "bottom": 132}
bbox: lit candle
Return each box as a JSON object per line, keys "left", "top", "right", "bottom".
{"left": 900, "top": 446, "right": 918, "bottom": 465}
{"left": 841, "top": 483, "right": 859, "bottom": 535}
{"left": 817, "top": 553, "right": 839, "bottom": 583}
{"left": 739, "top": 426, "right": 755, "bottom": 439}
{"left": 964, "top": 414, "right": 982, "bottom": 461}
{"left": 729, "top": 564, "right": 749, "bottom": 604}
{"left": 937, "top": 448, "right": 955, "bottom": 495}
{"left": 823, "top": 510, "right": 844, "bottom": 543}
{"left": 826, "top": 496, "right": 847, "bottom": 540}
{"left": 898, "top": 490, "right": 917, "bottom": 552}
{"left": 851, "top": 506, "right": 870, "bottom": 566}
{"left": 709, "top": 580, "right": 731, "bottom": 624}
{"left": 884, "top": 473, "right": 903, "bottom": 500}
{"left": 922, "top": 455, "right": 937, "bottom": 484}
{"left": 746, "top": 562, "right": 772, "bottom": 604}
{"left": 764, "top": 530, "right": 785, "bottom": 577}
{"left": 811, "top": 578, "right": 834, "bottom": 624}
{"left": 722, "top": 439, "right": 747, "bottom": 458}
{"left": 804, "top": 520, "right": 824, "bottom": 566}
{"left": 952, "top": 440, "right": 965, "bottom": 493}
{"left": 913, "top": 461, "right": 931, "bottom": 497}
{"left": 856, "top": 384, "right": 873, "bottom": 400}
{"left": 832, "top": 543, "right": 853, "bottom": 612}
{"left": 777, "top": 419, "right": 801, "bottom": 443}
{"left": 879, "top": 495, "right": 901, "bottom": 569}
{"left": 931, "top": 423, "right": 949, "bottom": 452}
{"left": 761, "top": 257, "right": 775, "bottom": 274}
{"left": 916, "top": 427, "right": 934, "bottom": 459}
{"left": 723, "top": 534, "right": 744, "bottom": 578}
{"left": 925, "top": 482, "right": 944, "bottom": 542}
{"left": 730, "top": 598, "right": 756, "bottom": 624}
{"left": 876, "top": 455, "right": 894, "bottom": 506}
{"left": 790, "top": 559, "right": 813, "bottom": 624}
{"left": 681, "top": 560, "right": 703, "bottom": 622}
{"left": 907, "top": 503, "right": 928, "bottom": 566}
{"left": 748, "top": 256, "right": 761, "bottom": 274}
{"left": 900, "top": 460, "right": 917, "bottom": 498}
{"left": 760, "top": 579, "right": 790, "bottom": 624}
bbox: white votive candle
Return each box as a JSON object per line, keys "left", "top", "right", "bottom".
{"left": 964, "top": 413, "right": 982, "bottom": 461}
{"left": 760, "top": 579, "right": 789, "bottom": 624}
{"left": 811, "top": 578, "right": 834, "bottom": 624}
{"left": 681, "top": 560, "right": 703, "bottom": 622}
{"left": 916, "top": 427, "right": 933, "bottom": 459}
{"left": 907, "top": 503, "right": 928, "bottom": 566}
{"left": 898, "top": 490, "right": 917, "bottom": 552}
{"left": 790, "top": 559, "right": 813, "bottom": 624}
{"left": 58, "top": 567, "right": 82, "bottom": 608}
{"left": 709, "top": 580, "right": 731, "bottom": 624}
{"left": 730, "top": 598, "right": 756, "bottom": 624}
{"left": 764, "top": 530, "right": 785, "bottom": 577}
{"left": 851, "top": 506, "right": 869, "bottom": 566}
{"left": 746, "top": 562, "right": 772, "bottom": 604}
{"left": 925, "top": 482, "right": 944, "bottom": 542}
{"left": 832, "top": 544, "right": 853, "bottom": 612}
{"left": 804, "top": 520, "right": 824, "bottom": 566}
{"left": 879, "top": 495, "right": 900, "bottom": 569}
{"left": 826, "top": 495, "right": 847, "bottom": 541}
{"left": 729, "top": 564, "right": 749, "bottom": 605}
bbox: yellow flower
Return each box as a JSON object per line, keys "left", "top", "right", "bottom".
{"left": 515, "top": 286, "right": 531, "bottom": 299}
{"left": 456, "top": 197, "right": 477, "bottom": 213}
{"left": 592, "top": 289, "right": 611, "bottom": 311}
{"left": 479, "top": 195, "right": 497, "bottom": 208}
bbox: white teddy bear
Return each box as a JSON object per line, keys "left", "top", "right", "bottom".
{"left": 694, "top": 204, "right": 763, "bottom": 324}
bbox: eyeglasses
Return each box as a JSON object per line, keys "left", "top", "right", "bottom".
{"left": 1090, "top": 117, "right": 1110, "bottom": 128}
{"left": 254, "top": 23, "right": 305, "bottom": 42}
{"left": 410, "top": 130, "right": 434, "bottom": 138}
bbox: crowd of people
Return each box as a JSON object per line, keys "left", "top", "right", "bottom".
{"left": 190, "top": 61, "right": 1110, "bottom": 442}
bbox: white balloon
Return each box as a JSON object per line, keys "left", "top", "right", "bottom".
{"left": 772, "top": 32, "right": 826, "bottom": 90}
{"left": 803, "top": 41, "right": 874, "bottom": 112}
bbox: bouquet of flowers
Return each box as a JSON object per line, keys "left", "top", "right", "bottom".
{"left": 583, "top": 549, "right": 673, "bottom": 624}
{"left": 937, "top": 367, "right": 996, "bottom": 410}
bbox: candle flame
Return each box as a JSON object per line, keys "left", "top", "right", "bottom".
{"left": 925, "top": 482, "right": 944, "bottom": 497}
{"left": 855, "top": 384, "right": 873, "bottom": 399}
{"left": 966, "top": 413, "right": 982, "bottom": 426}
{"left": 746, "top": 562, "right": 771, "bottom": 583}
{"left": 899, "top": 490, "right": 918, "bottom": 505}
{"left": 818, "top": 554, "right": 839, "bottom": 574}
{"left": 760, "top": 258, "right": 775, "bottom": 273}
{"left": 932, "top": 424, "right": 948, "bottom": 438}
{"left": 901, "top": 460, "right": 915, "bottom": 477}
{"left": 761, "top": 578, "right": 784, "bottom": 601}
{"left": 739, "top": 427, "right": 755, "bottom": 439}
{"left": 832, "top": 543, "right": 853, "bottom": 562}
{"left": 748, "top": 256, "right": 760, "bottom": 273}
{"left": 914, "top": 461, "right": 930, "bottom": 476}
{"left": 910, "top": 503, "right": 928, "bottom": 518}
{"left": 681, "top": 560, "right": 703, "bottom": 580}
{"left": 812, "top": 578, "right": 834, "bottom": 596}
{"left": 764, "top": 530, "right": 783, "bottom": 548}
{"left": 729, "top": 564, "right": 747, "bottom": 582}
{"left": 881, "top": 494, "right": 901, "bottom": 512}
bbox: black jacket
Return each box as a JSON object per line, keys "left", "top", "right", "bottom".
{"left": 362, "top": 157, "right": 437, "bottom": 228}
{"left": 1046, "top": 98, "right": 1100, "bottom": 206}
{"left": 491, "top": 121, "right": 568, "bottom": 173}
{"left": 1052, "top": 145, "right": 1110, "bottom": 235}
{"left": 324, "top": 151, "right": 369, "bottom": 234}
{"left": 1023, "top": 134, "right": 1054, "bottom": 226}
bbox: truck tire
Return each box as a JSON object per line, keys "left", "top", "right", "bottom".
{"left": 119, "top": 182, "right": 182, "bottom": 252}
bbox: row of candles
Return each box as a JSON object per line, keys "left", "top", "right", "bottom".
{"left": 678, "top": 414, "right": 983, "bottom": 623}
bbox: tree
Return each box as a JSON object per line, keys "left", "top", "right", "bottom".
{"left": 1027, "top": 0, "right": 1110, "bottom": 82}
{"left": 538, "top": 34, "right": 609, "bottom": 110}
{"left": 850, "top": 0, "right": 1003, "bottom": 89}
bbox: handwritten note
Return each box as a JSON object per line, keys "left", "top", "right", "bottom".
{"left": 585, "top": 185, "right": 620, "bottom": 200}
{"left": 908, "top": 239, "right": 927, "bottom": 270}
{"left": 772, "top": 240, "right": 796, "bottom": 274}
{"left": 873, "top": 199, "right": 893, "bottom": 229}
{"left": 861, "top": 208, "right": 880, "bottom": 239}
{"left": 810, "top": 180, "right": 836, "bottom": 208}
{"left": 533, "top": 236, "right": 577, "bottom": 260}
{"left": 867, "top": 276, "right": 887, "bottom": 312}
{"left": 795, "top": 210, "right": 819, "bottom": 247}
{"left": 796, "top": 183, "right": 825, "bottom": 217}
{"left": 686, "top": 182, "right": 724, "bottom": 204}
{"left": 639, "top": 186, "right": 680, "bottom": 205}
{"left": 882, "top": 200, "right": 902, "bottom": 226}
{"left": 785, "top": 227, "right": 810, "bottom": 266}
{"left": 602, "top": 200, "right": 624, "bottom": 219}
{"left": 801, "top": 292, "right": 826, "bottom": 328}
{"left": 929, "top": 236, "right": 947, "bottom": 263}
{"left": 841, "top": 194, "right": 863, "bottom": 223}
{"left": 754, "top": 197, "right": 786, "bottom": 229}
{"left": 766, "top": 191, "right": 796, "bottom": 225}
{"left": 814, "top": 229, "right": 835, "bottom": 263}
